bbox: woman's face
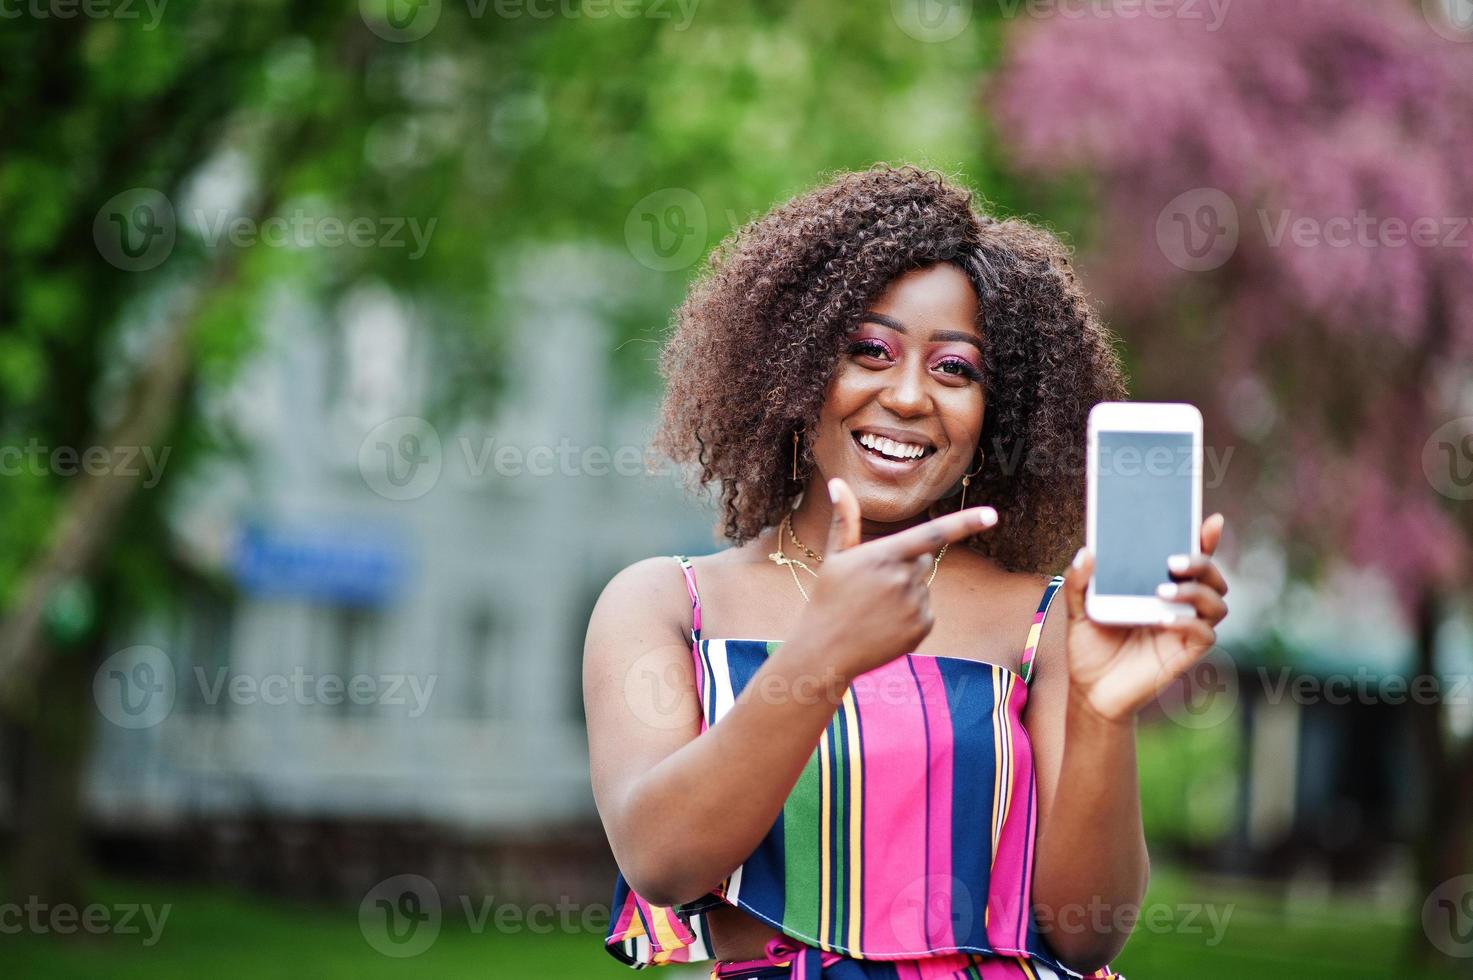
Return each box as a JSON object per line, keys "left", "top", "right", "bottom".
{"left": 810, "top": 263, "right": 986, "bottom": 526}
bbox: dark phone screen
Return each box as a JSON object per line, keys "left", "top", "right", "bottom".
{"left": 1094, "top": 430, "right": 1196, "bottom": 596}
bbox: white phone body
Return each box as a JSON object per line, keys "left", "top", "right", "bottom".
{"left": 1085, "top": 401, "right": 1203, "bottom": 625}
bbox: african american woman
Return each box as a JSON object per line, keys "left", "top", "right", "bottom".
{"left": 583, "top": 166, "right": 1230, "bottom": 980}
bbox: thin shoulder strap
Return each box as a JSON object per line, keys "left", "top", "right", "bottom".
{"left": 673, "top": 555, "right": 702, "bottom": 645}
{"left": 1019, "top": 574, "right": 1065, "bottom": 684}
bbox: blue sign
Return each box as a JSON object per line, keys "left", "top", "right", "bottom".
{"left": 231, "top": 520, "right": 410, "bottom": 606}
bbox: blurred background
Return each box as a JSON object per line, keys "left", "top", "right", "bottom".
{"left": 3, "top": 0, "right": 1472, "bottom": 976}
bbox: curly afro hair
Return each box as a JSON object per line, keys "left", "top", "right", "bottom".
{"left": 652, "top": 165, "right": 1128, "bottom": 574}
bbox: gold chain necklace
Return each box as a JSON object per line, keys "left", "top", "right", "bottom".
{"left": 767, "top": 514, "right": 819, "bottom": 602}
{"left": 783, "top": 512, "right": 825, "bottom": 565}
{"left": 767, "top": 511, "right": 947, "bottom": 602}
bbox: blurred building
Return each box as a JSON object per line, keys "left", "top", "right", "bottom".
{"left": 82, "top": 248, "right": 716, "bottom": 899}
{"left": 1169, "top": 558, "right": 1473, "bottom": 888}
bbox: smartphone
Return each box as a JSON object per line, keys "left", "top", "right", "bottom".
{"left": 1085, "top": 401, "right": 1203, "bottom": 625}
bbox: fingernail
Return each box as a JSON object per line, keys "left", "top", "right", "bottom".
{"left": 1167, "top": 554, "right": 1190, "bottom": 574}
{"left": 1156, "top": 582, "right": 1179, "bottom": 599}
{"left": 1072, "top": 547, "right": 1087, "bottom": 569}
{"left": 977, "top": 506, "right": 997, "bottom": 527}
{"left": 828, "top": 478, "right": 841, "bottom": 503}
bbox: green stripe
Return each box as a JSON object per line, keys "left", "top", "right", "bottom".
{"left": 830, "top": 706, "right": 848, "bottom": 947}
{"left": 783, "top": 733, "right": 822, "bottom": 941}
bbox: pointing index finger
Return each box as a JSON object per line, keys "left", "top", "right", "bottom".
{"left": 880, "top": 506, "right": 998, "bottom": 559}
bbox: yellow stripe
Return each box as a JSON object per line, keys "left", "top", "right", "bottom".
{"left": 818, "top": 724, "right": 832, "bottom": 945}
{"left": 1018, "top": 956, "right": 1041, "bottom": 979}
{"left": 1024, "top": 618, "right": 1045, "bottom": 656}
{"left": 843, "top": 686, "right": 864, "bottom": 955}
{"left": 998, "top": 673, "right": 1016, "bottom": 834}
{"left": 647, "top": 905, "right": 681, "bottom": 952}
{"left": 990, "top": 669, "right": 1005, "bottom": 854}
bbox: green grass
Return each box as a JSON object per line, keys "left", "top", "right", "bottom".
{"left": 4, "top": 869, "right": 1460, "bottom": 979}
{"left": 1111, "top": 868, "right": 1459, "bottom": 980}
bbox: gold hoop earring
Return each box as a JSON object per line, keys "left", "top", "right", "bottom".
{"left": 959, "top": 455, "right": 984, "bottom": 512}
{"left": 791, "top": 431, "right": 799, "bottom": 481}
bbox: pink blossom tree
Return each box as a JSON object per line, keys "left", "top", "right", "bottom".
{"left": 990, "top": 0, "right": 1473, "bottom": 960}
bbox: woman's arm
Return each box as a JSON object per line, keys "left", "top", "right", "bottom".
{"left": 583, "top": 556, "right": 856, "bottom": 907}
{"left": 1025, "top": 609, "right": 1149, "bottom": 972}
{"left": 1025, "top": 513, "right": 1229, "bottom": 973}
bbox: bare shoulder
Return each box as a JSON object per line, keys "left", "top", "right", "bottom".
{"left": 585, "top": 555, "right": 691, "bottom": 653}
{"left": 964, "top": 550, "right": 1056, "bottom": 612}
{"left": 977, "top": 561, "right": 1065, "bottom": 662}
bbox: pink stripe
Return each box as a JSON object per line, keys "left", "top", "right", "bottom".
{"left": 612, "top": 891, "right": 640, "bottom": 939}
{"left": 854, "top": 660, "right": 930, "bottom": 952}
{"left": 678, "top": 560, "right": 702, "bottom": 636}
{"left": 912, "top": 656, "right": 956, "bottom": 951}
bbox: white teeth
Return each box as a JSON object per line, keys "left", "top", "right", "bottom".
{"left": 857, "top": 432, "right": 927, "bottom": 460}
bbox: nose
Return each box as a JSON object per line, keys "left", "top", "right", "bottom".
{"left": 876, "top": 360, "right": 933, "bottom": 418}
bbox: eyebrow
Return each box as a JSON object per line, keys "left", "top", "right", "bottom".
{"left": 858, "top": 312, "right": 984, "bottom": 354}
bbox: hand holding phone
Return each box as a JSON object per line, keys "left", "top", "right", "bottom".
{"left": 1059, "top": 401, "right": 1230, "bottom": 725}
{"left": 1085, "top": 402, "right": 1202, "bottom": 624}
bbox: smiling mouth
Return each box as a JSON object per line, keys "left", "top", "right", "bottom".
{"left": 852, "top": 431, "right": 937, "bottom": 465}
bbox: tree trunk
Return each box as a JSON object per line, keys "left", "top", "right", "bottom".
{"left": 5, "top": 637, "right": 96, "bottom": 910}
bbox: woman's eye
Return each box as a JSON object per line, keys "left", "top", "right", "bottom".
{"left": 936, "top": 358, "right": 983, "bottom": 382}
{"left": 849, "top": 340, "right": 892, "bottom": 360}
